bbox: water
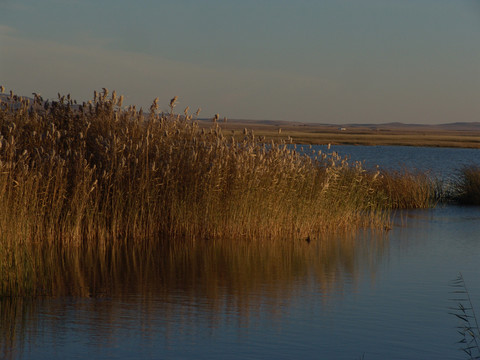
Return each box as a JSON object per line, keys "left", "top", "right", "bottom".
{"left": 308, "top": 144, "right": 480, "bottom": 180}
{"left": 2, "top": 146, "right": 480, "bottom": 360}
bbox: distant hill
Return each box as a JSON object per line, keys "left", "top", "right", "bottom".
{"left": 212, "top": 118, "right": 480, "bottom": 132}
{"left": 435, "top": 122, "right": 480, "bottom": 131}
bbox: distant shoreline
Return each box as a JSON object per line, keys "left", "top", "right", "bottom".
{"left": 198, "top": 119, "right": 480, "bottom": 149}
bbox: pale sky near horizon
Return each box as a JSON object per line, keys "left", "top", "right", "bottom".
{"left": 1, "top": 0, "right": 480, "bottom": 124}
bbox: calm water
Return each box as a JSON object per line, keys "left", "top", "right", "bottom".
{"left": 2, "top": 146, "right": 480, "bottom": 360}
{"left": 309, "top": 144, "right": 480, "bottom": 179}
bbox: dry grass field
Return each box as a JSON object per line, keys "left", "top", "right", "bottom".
{"left": 203, "top": 119, "right": 480, "bottom": 148}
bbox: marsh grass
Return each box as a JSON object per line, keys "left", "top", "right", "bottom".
{"left": 452, "top": 166, "right": 480, "bottom": 205}
{"left": 371, "top": 168, "right": 440, "bottom": 209}
{"left": 212, "top": 121, "right": 480, "bottom": 148}
{"left": 0, "top": 90, "right": 390, "bottom": 242}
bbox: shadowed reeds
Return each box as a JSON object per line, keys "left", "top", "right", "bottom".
{"left": 452, "top": 166, "right": 480, "bottom": 205}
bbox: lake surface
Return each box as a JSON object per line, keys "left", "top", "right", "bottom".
{"left": 2, "top": 146, "right": 480, "bottom": 360}
{"left": 307, "top": 144, "right": 480, "bottom": 180}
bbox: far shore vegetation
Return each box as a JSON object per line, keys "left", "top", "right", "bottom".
{"left": 0, "top": 88, "right": 479, "bottom": 297}
{"left": 203, "top": 119, "right": 480, "bottom": 149}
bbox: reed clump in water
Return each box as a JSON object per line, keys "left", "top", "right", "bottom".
{"left": 451, "top": 166, "right": 480, "bottom": 205}
{"left": 0, "top": 89, "right": 390, "bottom": 245}
{"left": 0, "top": 89, "right": 391, "bottom": 296}
{"left": 370, "top": 168, "right": 440, "bottom": 209}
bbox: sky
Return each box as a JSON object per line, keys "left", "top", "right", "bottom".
{"left": 1, "top": 0, "right": 480, "bottom": 124}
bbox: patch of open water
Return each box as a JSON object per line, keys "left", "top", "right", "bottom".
{"left": 310, "top": 144, "right": 480, "bottom": 180}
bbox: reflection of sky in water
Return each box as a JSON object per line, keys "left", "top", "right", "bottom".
{"left": 309, "top": 145, "right": 480, "bottom": 180}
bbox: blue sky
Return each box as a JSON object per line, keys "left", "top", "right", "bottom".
{"left": 1, "top": 0, "right": 480, "bottom": 124}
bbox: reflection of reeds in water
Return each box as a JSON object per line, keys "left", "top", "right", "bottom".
{"left": 0, "top": 231, "right": 387, "bottom": 359}
{"left": 449, "top": 273, "right": 480, "bottom": 360}
{"left": 1, "top": 231, "right": 387, "bottom": 298}
{"left": 1, "top": 298, "right": 28, "bottom": 360}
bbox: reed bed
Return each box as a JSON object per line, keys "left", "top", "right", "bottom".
{"left": 0, "top": 88, "right": 441, "bottom": 296}
{"left": 451, "top": 166, "right": 480, "bottom": 205}
{"left": 0, "top": 89, "right": 391, "bottom": 244}
{"left": 370, "top": 168, "right": 440, "bottom": 209}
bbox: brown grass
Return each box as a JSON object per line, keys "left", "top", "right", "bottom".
{"left": 0, "top": 90, "right": 394, "bottom": 243}
{"left": 371, "top": 168, "right": 439, "bottom": 209}
{"left": 208, "top": 120, "right": 480, "bottom": 148}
